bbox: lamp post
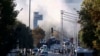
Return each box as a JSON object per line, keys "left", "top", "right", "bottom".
{"left": 29, "top": 0, "right": 31, "bottom": 28}
{"left": 25, "top": 0, "right": 31, "bottom": 56}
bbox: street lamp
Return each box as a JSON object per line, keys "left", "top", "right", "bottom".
{"left": 15, "top": 8, "right": 23, "bottom": 56}
{"left": 29, "top": 0, "right": 31, "bottom": 28}
{"left": 17, "top": 8, "right": 23, "bottom": 16}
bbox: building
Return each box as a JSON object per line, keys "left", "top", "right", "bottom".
{"left": 33, "top": 12, "right": 43, "bottom": 29}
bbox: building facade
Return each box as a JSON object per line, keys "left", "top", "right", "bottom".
{"left": 33, "top": 12, "right": 43, "bottom": 29}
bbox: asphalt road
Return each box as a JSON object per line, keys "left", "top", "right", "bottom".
{"left": 37, "top": 51, "right": 70, "bottom": 56}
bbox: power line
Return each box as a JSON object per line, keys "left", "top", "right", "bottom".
{"left": 63, "top": 13, "right": 78, "bottom": 18}
{"left": 63, "top": 16, "right": 77, "bottom": 21}
{"left": 62, "top": 14, "right": 78, "bottom": 21}
{"left": 63, "top": 19, "right": 77, "bottom": 23}
{"left": 63, "top": 10, "right": 78, "bottom": 16}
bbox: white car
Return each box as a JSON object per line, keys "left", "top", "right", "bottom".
{"left": 39, "top": 51, "right": 48, "bottom": 56}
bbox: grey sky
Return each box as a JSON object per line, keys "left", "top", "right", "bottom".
{"left": 64, "top": 0, "right": 82, "bottom": 3}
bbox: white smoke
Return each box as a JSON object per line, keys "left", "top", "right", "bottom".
{"left": 15, "top": 0, "right": 82, "bottom": 38}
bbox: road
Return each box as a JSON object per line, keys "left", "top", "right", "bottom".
{"left": 7, "top": 52, "right": 72, "bottom": 56}
{"left": 48, "top": 52, "right": 69, "bottom": 56}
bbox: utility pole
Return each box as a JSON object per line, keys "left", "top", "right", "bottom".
{"left": 61, "top": 10, "right": 78, "bottom": 56}
{"left": 61, "top": 10, "right": 64, "bottom": 45}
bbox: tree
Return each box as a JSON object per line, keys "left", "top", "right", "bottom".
{"left": 14, "top": 21, "right": 33, "bottom": 49}
{"left": 79, "top": 0, "right": 100, "bottom": 55}
{"left": 32, "top": 27, "right": 45, "bottom": 48}
{"left": 0, "top": 0, "right": 18, "bottom": 56}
